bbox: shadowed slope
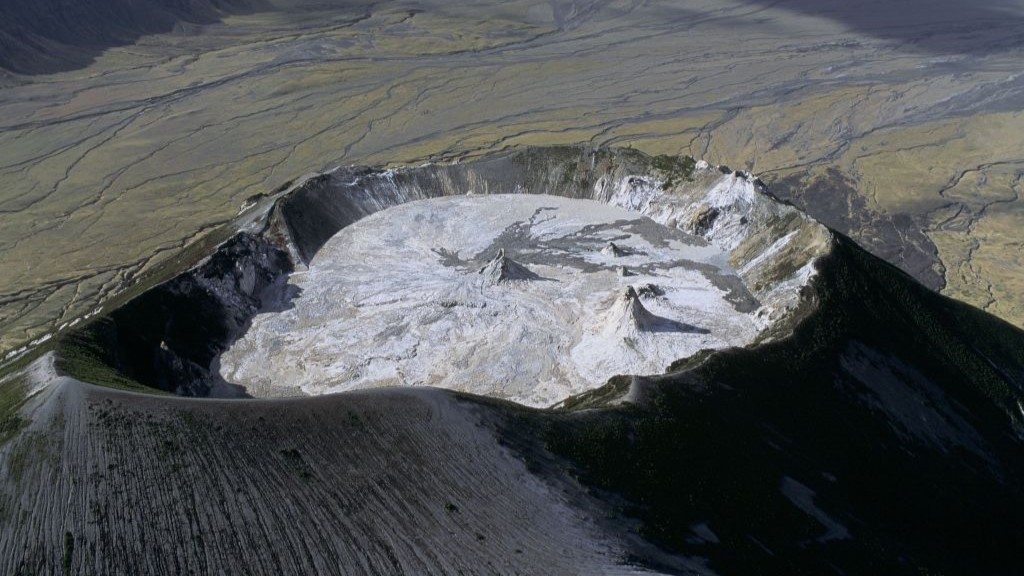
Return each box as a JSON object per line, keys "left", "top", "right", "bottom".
{"left": 0, "top": 0, "right": 272, "bottom": 74}
{"left": 726, "top": 0, "right": 1024, "bottom": 55}
{"left": 525, "top": 235, "right": 1024, "bottom": 574}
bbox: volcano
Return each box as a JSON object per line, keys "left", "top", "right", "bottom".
{"left": 1, "top": 146, "right": 1022, "bottom": 575}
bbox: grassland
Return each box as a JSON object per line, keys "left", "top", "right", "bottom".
{"left": 1, "top": 0, "right": 1023, "bottom": 358}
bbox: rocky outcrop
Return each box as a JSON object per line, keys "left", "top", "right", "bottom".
{"left": 77, "top": 231, "right": 294, "bottom": 396}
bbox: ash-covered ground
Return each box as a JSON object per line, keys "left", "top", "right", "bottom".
{"left": 221, "top": 195, "right": 763, "bottom": 405}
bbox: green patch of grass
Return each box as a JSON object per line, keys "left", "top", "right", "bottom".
{"left": 665, "top": 348, "right": 716, "bottom": 373}
{"left": 616, "top": 146, "right": 649, "bottom": 166}
{"left": 650, "top": 154, "right": 697, "bottom": 190}
{"left": 558, "top": 375, "right": 634, "bottom": 411}
{"left": 559, "top": 158, "right": 578, "bottom": 186}
{"left": 0, "top": 340, "right": 54, "bottom": 381}
{"left": 0, "top": 374, "right": 29, "bottom": 447}
{"left": 54, "top": 323, "right": 163, "bottom": 394}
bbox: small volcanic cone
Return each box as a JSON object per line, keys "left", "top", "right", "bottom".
{"left": 601, "top": 242, "right": 627, "bottom": 257}
{"left": 601, "top": 286, "right": 664, "bottom": 336}
{"left": 478, "top": 249, "right": 539, "bottom": 285}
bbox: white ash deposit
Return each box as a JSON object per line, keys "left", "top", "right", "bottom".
{"left": 220, "top": 194, "right": 767, "bottom": 407}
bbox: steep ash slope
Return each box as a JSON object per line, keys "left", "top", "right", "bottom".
{"left": 1, "top": 147, "right": 1023, "bottom": 575}
{"left": 523, "top": 235, "right": 1024, "bottom": 574}
{"left": 0, "top": 363, "right": 693, "bottom": 575}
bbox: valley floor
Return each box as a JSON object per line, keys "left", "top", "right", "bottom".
{"left": 1, "top": 0, "right": 1023, "bottom": 354}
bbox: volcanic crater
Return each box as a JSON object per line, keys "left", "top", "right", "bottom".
{"left": 122, "top": 145, "right": 833, "bottom": 404}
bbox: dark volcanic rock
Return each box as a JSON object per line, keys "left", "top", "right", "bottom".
{"left": 93, "top": 232, "right": 294, "bottom": 396}
{"left": 689, "top": 206, "right": 720, "bottom": 237}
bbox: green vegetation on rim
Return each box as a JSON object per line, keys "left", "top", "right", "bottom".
{"left": 650, "top": 154, "right": 697, "bottom": 190}
{"left": 0, "top": 216, "right": 237, "bottom": 365}
{"left": 557, "top": 375, "right": 634, "bottom": 411}
{"left": 54, "top": 322, "right": 162, "bottom": 394}
{"left": 0, "top": 375, "right": 28, "bottom": 447}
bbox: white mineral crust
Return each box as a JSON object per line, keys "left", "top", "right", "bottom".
{"left": 220, "top": 194, "right": 764, "bottom": 407}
